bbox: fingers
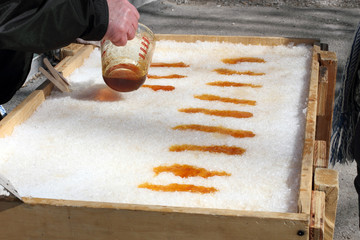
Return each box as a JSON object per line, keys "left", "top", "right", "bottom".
{"left": 127, "top": 1, "right": 140, "bottom": 19}
{"left": 104, "top": 0, "right": 140, "bottom": 46}
{"left": 127, "top": 22, "right": 137, "bottom": 41}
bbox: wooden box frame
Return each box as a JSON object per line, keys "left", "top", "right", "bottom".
{"left": 0, "top": 35, "right": 338, "bottom": 240}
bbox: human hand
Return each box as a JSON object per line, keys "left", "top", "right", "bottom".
{"left": 104, "top": 0, "right": 140, "bottom": 46}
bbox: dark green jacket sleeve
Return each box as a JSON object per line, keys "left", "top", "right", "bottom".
{"left": 0, "top": 0, "right": 109, "bottom": 104}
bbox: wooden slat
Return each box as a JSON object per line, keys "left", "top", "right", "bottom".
{"left": 298, "top": 45, "right": 320, "bottom": 215}
{"left": 0, "top": 198, "right": 309, "bottom": 240}
{"left": 156, "top": 34, "right": 319, "bottom": 46}
{"left": 55, "top": 56, "right": 72, "bottom": 71}
{"left": 314, "top": 168, "right": 339, "bottom": 240}
{"left": 315, "top": 51, "right": 337, "bottom": 160}
{"left": 55, "top": 45, "right": 94, "bottom": 77}
{"left": 60, "top": 43, "right": 84, "bottom": 59}
{"left": 310, "top": 191, "right": 325, "bottom": 240}
{"left": 313, "top": 140, "right": 328, "bottom": 169}
{"left": 317, "top": 66, "right": 328, "bottom": 116}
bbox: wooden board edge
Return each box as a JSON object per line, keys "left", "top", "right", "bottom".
{"left": 314, "top": 168, "right": 339, "bottom": 240}
{"left": 60, "top": 43, "right": 85, "bottom": 59}
{"left": 315, "top": 50, "right": 338, "bottom": 160}
{"left": 0, "top": 199, "right": 310, "bottom": 240}
{"left": 313, "top": 140, "right": 328, "bottom": 170}
{"left": 155, "top": 33, "right": 320, "bottom": 46}
{"left": 297, "top": 45, "right": 320, "bottom": 215}
{"left": 317, "top": 66, "right": 328, "bottom": 116}
{"left": 310, "top": 190, "right": 325, "bottom": 240}
{"left": 21, "top": 196, "right": 307, "bottom": 221}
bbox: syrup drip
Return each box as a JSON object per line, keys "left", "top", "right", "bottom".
{"left": 178, "top": 108, "right": 253, "bottom": 118}
{"left": 169, "top": 144, "right": 246, "bottom": 155}
{"left": 150, "top": 62, "right": 190, "bottom": 68}
{"left": 147, "top": 74, "right": 186, "bottom": 79}
{"left": 153, "top": 164, "right": 231, "bottom": 178}
{"left": 142, "top": 85, "right": 175, "bottom": 91}
{"left": 194, "top": 94, "right": 256, "bottom": 106}
{"left": 138, "top": 183, "right": 218, "bottom": 194}
{"left": 172, "top": 124, "right": 255, "bottom": 138}
{"left": 207, "top": 81, "right": 262, "bottom": 88}
{"left": 214, "top": 68, "right": 265, "bottom": 76}
{"left": 221, "top": 57, "right": 265, "bottom": 64}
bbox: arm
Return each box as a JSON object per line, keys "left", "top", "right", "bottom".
{"left": 0, "top": 0, "right": 140, "bottom": 104}
{"left": 0, "top": 0, "right": 109, "bottom": 53}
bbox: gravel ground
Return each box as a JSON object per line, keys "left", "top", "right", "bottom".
{"left": 334, "top": 163, "right": 360, "bottom": 239}
{"left": 173, "top": 0, "right": 360, "bottom": 8}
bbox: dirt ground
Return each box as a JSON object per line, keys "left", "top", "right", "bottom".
{"left": 175, "top": 0, "right": 360, "bottom": 8}
{"left": 333, "top": 163, "right": 359, "bottom": 239}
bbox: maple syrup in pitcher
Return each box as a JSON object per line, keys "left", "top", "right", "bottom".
{"left": 102, "top": 63, "right": 146, "bottom": 92}
{"left": 101, "top": 23, "right": 155, "bottom": 92}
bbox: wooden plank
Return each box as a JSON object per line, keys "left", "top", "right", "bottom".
{"left": 315, "top": 51, "right": 337, "bottom": 160}
{"left": 314, "top": 168, "right": 339, "bottom": 240}
{"left": 156, "top": 34, "right": 319, "bottom": 46}
{"left": 313, "top": 140, "right": 328, "bottom": 169}
{"left": 0, "top": 198, "right": 309, "bottom": 240}
{"left": 56, "top": 45, "right": 94, "bottom": 77}
{"left": 317, "top": 66, "right": 328, "bottom": 116}
{"left": 21, "top": 197, "right": 306, "bottom": 219}
{"left": 55, "top": 55, "right": 72, "bottom": 70}
{"left": 298, "top": 45, "right": 320, "bottom": 215}
{"left": 310, "top": 191, "right": 325, "bottom": 240}
{"left": 60, "top": 43, "right": 84, "bottom": 59}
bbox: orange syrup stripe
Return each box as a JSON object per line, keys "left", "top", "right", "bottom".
{"left": 178, "top": 108, "right": 253, "bottom": 118}
{"left": 207, "top": 81, "right": 262, "bottom": 88}
{"left": 221, "top": 57, "right": 265, "bottom": 64}
{"left": 150, "top": 62, "right": 190, "bottom": 68}
{"left": 153, "top": 164, "right": 231, "bottom": 178}
{"left": 194, "top": 94, "right": 256, "bottom": 106}
{"left": 172, "top": 124, "right": 255, "bottom": 138}
{"left": 138, "top": 182, "right": 218, "bottom": 194}
{"left": 214, "top": 68, "right": 265, "bottom": 76}
{"left": 142, "top": 85, "right": 175, "bottom": 91}
{"left": 147, "top": 74, "right": 187, "bottom": 79}
{"left": 169, "top": 144, "right": 246, "bottom": 155}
